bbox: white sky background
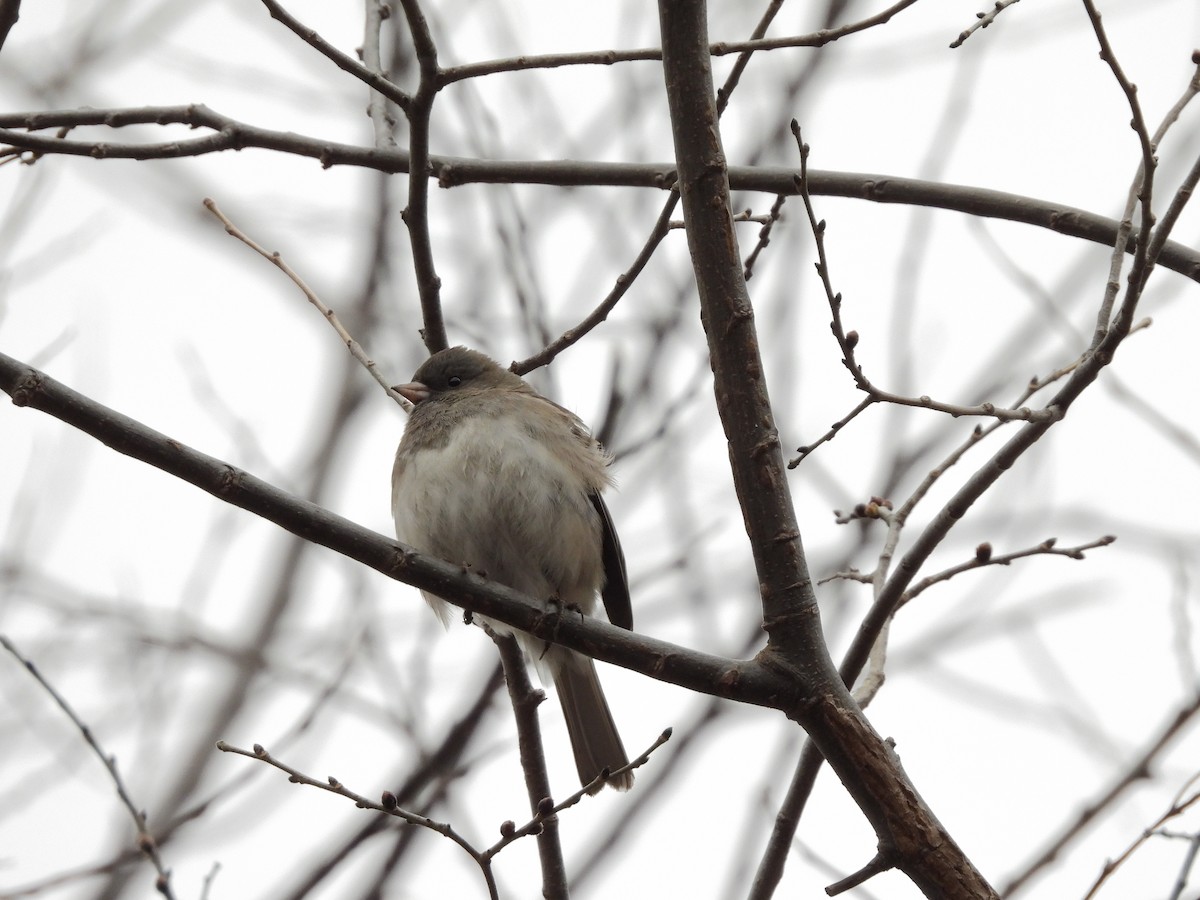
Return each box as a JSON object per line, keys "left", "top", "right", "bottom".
{"left": 2, "top": 0, "right": 1200, "bottom": 898}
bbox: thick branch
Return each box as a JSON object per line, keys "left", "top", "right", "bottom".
{"left": 658, "top": 2, "right": 996, "bottom": 897}
{"left": 658, "top": 0, "right": 819, "bottom": 675}
{"left": 0, "top": 352, "right": 783, "bottom": 709}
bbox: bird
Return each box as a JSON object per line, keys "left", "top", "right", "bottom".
{"left": 391, "top": 346, "right": 633, "bottom": 791}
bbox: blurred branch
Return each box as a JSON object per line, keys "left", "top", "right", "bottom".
{"left": 1168, "top": 832, "right": 1200, "bottom": 900}
{"left": 1080, "top": 768, "right": 1200, "bottom": 900}
{"left": 1002, "top": 692, "right": 1200, "bottom": 897}
{"left": 0, "top": 635, "right": 178, "bottom": 900}
{"left": 363, "top": 0, "right": 398, "bottom": 146}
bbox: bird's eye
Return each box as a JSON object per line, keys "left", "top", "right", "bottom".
{"left": 447, "top": 375, "right": 462, "bottom": 387}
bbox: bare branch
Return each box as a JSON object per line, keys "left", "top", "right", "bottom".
{"left": 512, "top": 194, "right": 678, "bottom": 375}
{"left": 1081, "top": 770, "right": 1200, "bottom": 900}
{"left": 394, "top": 0, "right": 447, "bottom": 352}
{"left": 792, "top": 123, "right": 1058, "bottom": 425}
{"left": 950, "top": 0, "right": 1023, "bottom": 49}
{"left": 742, "top": 193, "right": 788, "bottom": 281}
{"left": 437, "top": 0, "right": 924, "bottom": 84}
{"left": 214, "top": 740, "right": 500, "bottom": 900}
{"left": 0, "top": 351, "right": 789, "bottom": 708}
{"left": 1082, "top": 0, "right": 1156, "bottom": 340}
{"left": 1003, "top": 694, "right": 1200, "bottom": 896}
{"left": 2, "top": 108, "right": 1199, "bottom": 284}
{"left": 659, "top": 2, "right": 995, "bottom": 896}
{"left": 487, "top": 630, "right": 568, "bottom": 899}
{"left": 258, "top": 0, "right": 411, "bottom": 112}
{"left": 897, "top": 535, "right": 1117, "bottom": 609}
{"left": 202, "top": 198, "right": 410, "bottom": 409}
{"left": 1, "top": 636, "right": 179, "bottom": 900}
{"left": 790, "top": 396, "right": 875, "bottom": 466}
{"left": 481, "top": 728, "right": 672, "bottom": 862}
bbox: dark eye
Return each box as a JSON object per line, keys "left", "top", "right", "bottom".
{"left": 447, "top": 374, "right": 462, "bottom": 387}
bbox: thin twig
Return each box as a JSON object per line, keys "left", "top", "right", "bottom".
{"left": 437, "top": 0, "right": 923, "bottom": 84}
{"left": 949, "top": 0, "right": 1023, "bottom": 49}
{"left": 1002, "top": 695, "right": 1200, "bottom": 896}
{"left": 742, "top": 193, "right": 787, "bottom": 280}
{"left": 215, "top": 740, "right": 500, "bottom": 900}
{"left": 791, "top": 121, "right": 1056, "bottom": 425}
{"left": 1, "top": 635, "right": 179, "bottom": 900}
{"left": 1081, "top": 771, "right": 1200, "bottom": 900}
{"left": 362, "top": 0, "right": 398, "bottom": 146}
{"left": 481, "top": 728, "right": 671, "bottom": 862}
{"left": 1081, "top": 0, "right": 1156, "bottom": 342}
{"left": 513, "top": 194, "right": 678, "bottom": 374}
{"left": 258, "top": 0, "right": 410, "bottom": 112}
{"left": 789, "top": 396, "right": 875, "bottom": 466}
{"left": 201, "top": 198, "right": 408, "bottom": 409}
{"left": 897, "top": 535, "right": 1117, "bottom": 609}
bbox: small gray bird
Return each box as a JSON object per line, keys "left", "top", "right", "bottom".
{"left": 391, "top": 346, "right": 633, "bottom": 791}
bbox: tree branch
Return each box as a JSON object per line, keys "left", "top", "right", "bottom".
{"left": 0, "top": 351, "right": 783, "bottom": 708}
{"left": 258, "top": 0, "right": 411, "bottom": 112}
{"left": 1, "top": 635, "right": 178, "bottom": 899}
{"left": 395, "top": 0, "right": 447, "bottom": 352}
{"left": 2, "top": 108, "right": 1196, "bottom": 283}
{"left": 657, "top": 2, "right": 996, "bottom": 897}
{"left": 489, "top": 631, "right": 568, "bottom": 900}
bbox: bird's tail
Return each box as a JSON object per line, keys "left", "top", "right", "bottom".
{"left": 554, "top": 653, "right": 633, "bottom": 792}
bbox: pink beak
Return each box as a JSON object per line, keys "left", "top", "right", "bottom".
{"left": 392, "top": 381, "right": 431, "bottom": 405}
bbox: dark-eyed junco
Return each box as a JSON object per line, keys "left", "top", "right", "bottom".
{"left": 391, "top": 347, "right": 633, "bottom": 791}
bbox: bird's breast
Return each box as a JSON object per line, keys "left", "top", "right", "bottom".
{"left": 394, "top": 412, "right": 604, "bottom": 605}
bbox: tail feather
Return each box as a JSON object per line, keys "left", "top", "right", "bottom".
{"left": 554, "top": 655, "right": 633, "bottom": 791}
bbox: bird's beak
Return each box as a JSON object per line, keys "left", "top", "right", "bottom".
{"left": 392, "top": 381, "right": 431, "bottom": 405}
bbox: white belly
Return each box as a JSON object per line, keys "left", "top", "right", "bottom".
{"left": 393, "top": 413, "right": 603, "bottom": 620}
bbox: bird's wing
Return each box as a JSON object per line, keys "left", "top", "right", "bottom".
{"left": 589, "top": 491, "right": 632, "bottom": 631}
